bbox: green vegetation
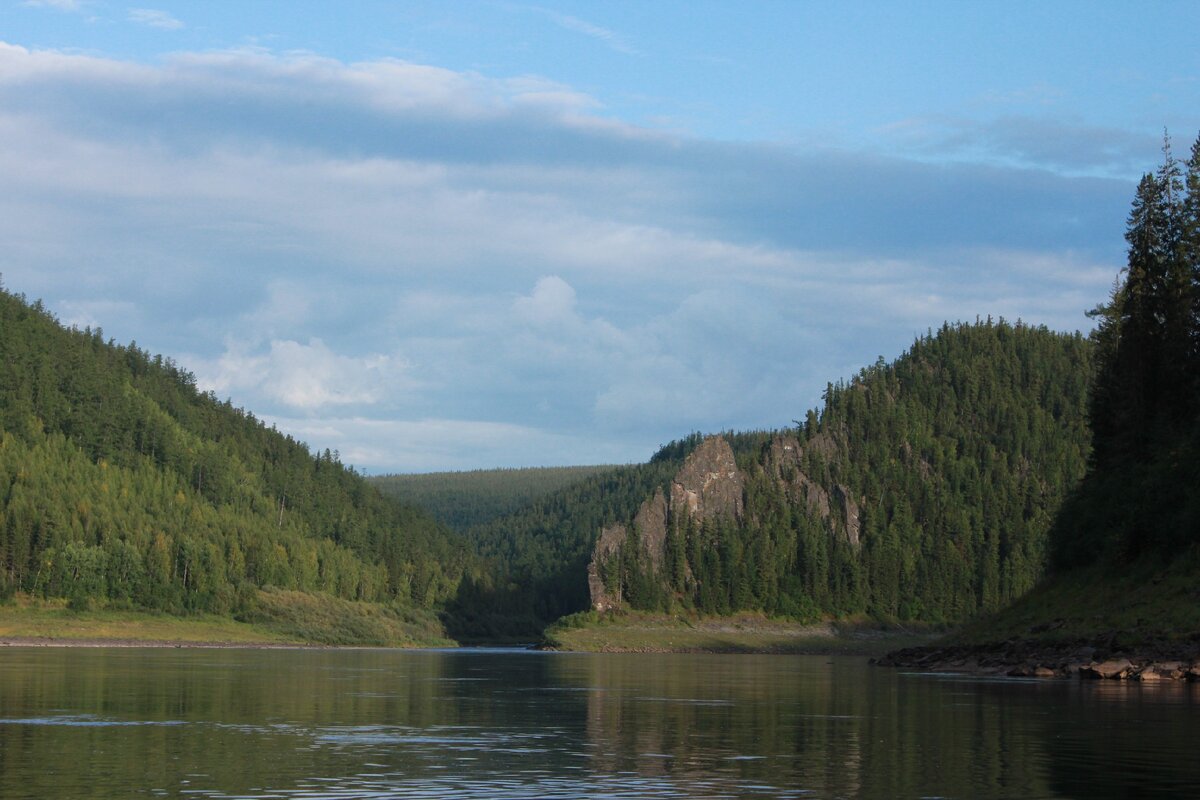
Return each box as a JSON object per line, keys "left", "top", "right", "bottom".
{"left": 0, "top": 588, "right": 453, "bottom": 647}
{"left": 7, "top": 133, "right": 1194, "bottom": 651}
{"left": 601, "top": 321, "right": 1093, "bottom": 624}
{"left": 950, "top": 547, "right": 1200, "bottom": 647}
{"left": 542, "top": 609, "right": 940, "bottom": 655}
{"left": 443, "top": 459, "right": 682, "bottom": 637}
{"left": 1052, "top": 132, "right": 1200, "bottom": 570}
{"left": 960, "top": 131, "right": 1200, "bottom": 647}
{"left": 0, "top": 284, "right": 474, "bottom": 627}
{"left": 443, "top": 431, "right": 770, "bottom": 638}
{"left": 0, "top": 593, "right": 302, "bottom": 645}
{"left": 370, "top": 465, "right": 617, "bottom": 530}
{"left": 884, "top": 132, "right": 1200, "bottom": 662}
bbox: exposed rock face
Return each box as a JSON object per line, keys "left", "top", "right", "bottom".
{"left": 587, "top": 523, "right": 626, "bottom": 613}
{"left": 669, "top": 436, "right": 744, "bottom": 522}
{"left": 585, "top": 432, "right": 871, "bottom": 611}
{"left": 833, "top": 484, "right": 861, "bottom": 547}
{"left": 765, "top": 434, "right": 861, "bottom": 547}
{"left": 767, "top": 436, "right": 831, "bottom": 518}
{"left": 634, "top": 489, "right": 669, "bottom": 572}
{"left": 588, "top": 435, "right": 744, "bottom": 611}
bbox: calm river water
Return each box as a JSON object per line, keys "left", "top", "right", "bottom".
{"left": 0, "top": 647, "right": 1196, "bottom": 799}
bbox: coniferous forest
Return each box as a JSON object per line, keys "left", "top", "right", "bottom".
{"left": 1051, "top": 133, "right": 1200, "bottom": 568}
{"left": 592, "top": 321, "right": 1093, "bottom": 623}
{"left": 0, "top": 285, "right": 474, "bottom": 616}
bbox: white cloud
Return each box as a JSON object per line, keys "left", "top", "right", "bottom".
{"left": 196, "top": 339, "right": 411, "bottom": 411}
{"left": 0, "top": 43, "right": 1126, "bottom": 469}
{"left": 513, "top": 275, "right": 577, "bottom": 325}
{"left": 537, "top": 8, "right": 636, "bottom": 55}
{"left": 128, "top": 8, "right": 183, "bottom": 30}
{"left": 22, "top": 0, "right": 82, "bottom": 10}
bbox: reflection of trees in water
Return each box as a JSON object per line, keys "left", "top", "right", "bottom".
{"left": 0, "top": 648, "right": 454, "bottom": 796}
{"left": 2, "top": 650, "right": 1197, "bottom": 798}
{"left": 573, "top": 657, "right": 1190, "bottom": 800}
{"left": 1033, "top": 681, "right": 1200, "bottom": 799}
{"left": 575, "top": 654, "right": 869, "bottom": 796}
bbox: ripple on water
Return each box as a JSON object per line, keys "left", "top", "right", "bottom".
{"left": 0, "top": 714, "right": 187, "bottom": 727}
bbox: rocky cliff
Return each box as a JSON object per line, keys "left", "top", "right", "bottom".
{"left": 587, "top": 433, "right": 862, "bottom": 611}
{"left": 588, "top": 436, "right": 744, "bottom": 611}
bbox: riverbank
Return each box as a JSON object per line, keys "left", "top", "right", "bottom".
{"left": 875, "top": 636, "right": 1200, "bottom": 680}
{"left": 876, "top": 551, "right": 1200, "bottom": 680}
{"left": 0, "top": 591, "right": 455, "bottom": 648}
{"left": 542, "top": 610, "right": 942, "bottom": 655}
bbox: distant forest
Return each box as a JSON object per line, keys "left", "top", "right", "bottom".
{"left": 371, "top": 465, "right": 616, "bottom": 530}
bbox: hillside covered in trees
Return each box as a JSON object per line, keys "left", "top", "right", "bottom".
{"left": 370, "top": 465, "right": 616, "bottom": 530}
{"left": 0, "top": 284, "right": 474, "bottom": 623}
{"left": 590, "top": 320, "right": 1094, "bottom": 624}
{"left": 882, "top": 133, "right": 1200, "bottom": 671}
{"left": 431, "top": 432, "right": 781, "bottom": 637}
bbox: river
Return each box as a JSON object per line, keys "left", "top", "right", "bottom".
{"left": 0, "top": 647, "right": 1196, "bottom": 798}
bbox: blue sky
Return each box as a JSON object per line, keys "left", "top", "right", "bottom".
{"left": 3, "top": 1, "right": 1199, "bottom": 471}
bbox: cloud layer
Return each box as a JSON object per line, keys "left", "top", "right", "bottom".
{"left": 0, "top": 43, "right": 1136, "bottom": 470}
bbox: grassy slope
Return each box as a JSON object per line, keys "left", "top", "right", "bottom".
{"left": 0, "top": 591, "right": 455, "bottom": 648}
{"left": 543, "top": 610, "right": 941, "bottom": 656}
{"left": 948, "top": 546, "right": 1200, "bottom": 648}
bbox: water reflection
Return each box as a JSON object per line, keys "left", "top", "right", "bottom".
{"left": 0, "top": 647, "right": 1195, "bottom": 798}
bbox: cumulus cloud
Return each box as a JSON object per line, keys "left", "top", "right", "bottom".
{"left": 196, "top": 338, "right": 412, "bottom": 412}
{"left": 0, "top": 42, "right": 1131, "bottom": 470}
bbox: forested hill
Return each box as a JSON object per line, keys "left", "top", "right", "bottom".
{"left": 370, "top": 465, "right": 617, "bottom": 530}
{"left": 591, "top": 320, "right": 1094, "bottom": 624}
{"left": 0, "top": 285, "right": 473, "bottom": 616}
{"left": 883, "top": 134, "right": 1200, "bottom": 662}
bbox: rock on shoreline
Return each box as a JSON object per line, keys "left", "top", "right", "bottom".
{"left": 874, "top": 635, "right": 1200, "bottom": 681}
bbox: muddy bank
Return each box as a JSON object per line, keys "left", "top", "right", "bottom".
{"left": 875, "top": 634, "right": 1200, "bottom": 681}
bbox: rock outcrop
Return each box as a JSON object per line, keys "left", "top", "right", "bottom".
{"left": 634, "top": 489, "right": 669, "bottom": 572}
{"left": 585, "top": 433, "right": 871, "bottom": 611}
{"left": 588, "top": 435, "right": 745, "bottom": 611}
{"left": 587, "top": 523, "right": 627, "bottom": 613}
{"left": 668, "top": 436, "right": 744, "bottom": 522}
{"left": 875, "top": 635, "right": 1200, "bottom": 682}
{"left": 763, "top": 434, "right": 861, "bottom": 547}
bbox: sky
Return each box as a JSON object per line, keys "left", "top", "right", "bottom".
{"left": 3, "top": 1, "right": 1199, "bottom": 472}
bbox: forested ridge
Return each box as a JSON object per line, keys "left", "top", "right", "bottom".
{"left": 370, "top": 465, "right": 617, "bottom": 530}
{"left": 0, "top": 283, "right": 473, "bottom": 616}
{"left": 597, "top": 320, "right": 1094, "bottom": 624}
